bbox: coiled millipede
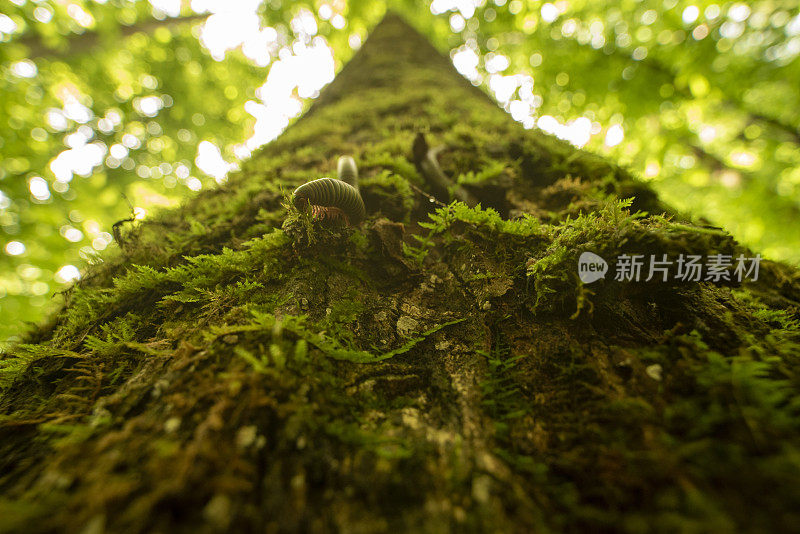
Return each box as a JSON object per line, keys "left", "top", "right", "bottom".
{"left": 292, "top": 156, "right": 366, "bottom": 226}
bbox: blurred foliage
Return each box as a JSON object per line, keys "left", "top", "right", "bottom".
{"left": 1, "top": 0, "right": 798, "bottom": 343}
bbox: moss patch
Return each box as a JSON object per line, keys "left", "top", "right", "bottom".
{"left": 2, "top": 13, "right": 800, "bottom": 534}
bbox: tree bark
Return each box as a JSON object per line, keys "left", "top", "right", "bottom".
{"left": 2, "top": 13, "right": 800, "bottom": 534}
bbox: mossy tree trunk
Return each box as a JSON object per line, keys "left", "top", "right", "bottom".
{"left": 2, "top": 13, "right": 800, "bottom": 534}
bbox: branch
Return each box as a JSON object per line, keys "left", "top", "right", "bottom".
{"left": 636, "top": 50, "right": 800, "bottom": 145}
{"left": 15, "top": 13, "right": 210, "bottom": 60}
{"left": 579, "top": 34, "right": 800, "bottom": 145}
{"left": 737, "top": 109, "right": 800, "bottom": 144}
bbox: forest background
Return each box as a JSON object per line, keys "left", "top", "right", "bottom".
{"left": 1, "top": 0, "right": 799, "bottom": 343}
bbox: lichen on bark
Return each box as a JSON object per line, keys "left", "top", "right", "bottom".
{"left": 2, "top": 13, "right": 800, "bottom": 534}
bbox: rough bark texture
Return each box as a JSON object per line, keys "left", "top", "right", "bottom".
{"left": 2, "top": 13, "right": 800, "bottom": 534}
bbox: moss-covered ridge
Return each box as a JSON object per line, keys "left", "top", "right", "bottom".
{"left": 1, "top": 13, "right": 800, "bottom": 534}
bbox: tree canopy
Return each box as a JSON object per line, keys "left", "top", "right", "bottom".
{"left": 2, "top": 0, "right": 799, "bottom": 343}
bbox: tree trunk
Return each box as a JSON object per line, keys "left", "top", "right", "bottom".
{"left": 2, "top": 13, "right": 800, "bottom": 534}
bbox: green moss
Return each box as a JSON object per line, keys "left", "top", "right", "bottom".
{"left": 456, "top": 159, "right": 507, "bottom": 185}
{"left": 478, "top": 343, "right": 529, "bottom": 443}
{"left": 217, "top": 310, "right": 465, "bottom": 365}
{"left": 2, "top": 13, "right": 800, "bottom": 534}
{"left": 360, "top": 170, "right": 415, "bottom": 221}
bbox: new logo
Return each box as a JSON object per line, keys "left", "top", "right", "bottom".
{"left": 578, "top": 252, "right": 608, "bottom": 283}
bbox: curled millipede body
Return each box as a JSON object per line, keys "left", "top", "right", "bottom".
{"left": 292, "top": 172, "right": 366, "bottom": 226}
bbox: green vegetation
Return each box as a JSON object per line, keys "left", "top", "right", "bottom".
{"left": 0, "top": 8, "right": 799, "bottom": 534}
{"left": 2, "top": 0, "right": 800, "bottom": 340}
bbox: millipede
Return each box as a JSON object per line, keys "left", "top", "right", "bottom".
{"left": 292, "top": 156, "right": 366, "bottom": 226}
